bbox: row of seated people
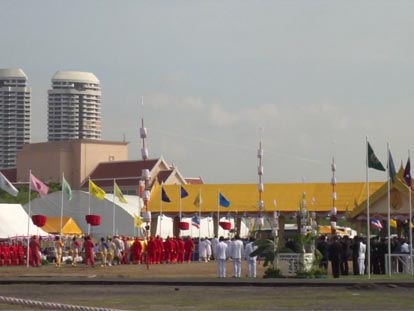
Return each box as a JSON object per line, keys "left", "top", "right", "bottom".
{"left": 0, "top": 242, "right": 26, "bottom": 265}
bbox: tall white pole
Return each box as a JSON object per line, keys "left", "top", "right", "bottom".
{"left": 408, "top": 150, "right": 413, "bottom": 275}
{"left": 217, "top": 189, "right": 220, "bottom": 237}
{"left": 387, "top": 143, "right": 391, "bottom": 276}
{"left": 160, "top": 184, "right": 163, "bottom": 238}
{"left": 198, "top": 188, "right": 202, "bottom": 241}
{"left": 26, "top": 170, "right": 32, "bottom": 268}
{"left": 112, "top": 179, "right": 116, "bottom": 236}
{"left": 88, "top": 177, "right": 91, "bottom": 235}
{"left": 60, "top": 173, "right": 64, "bottom": 237}
{"left": 366, "top": 137, "right": 371, "bottom": 279}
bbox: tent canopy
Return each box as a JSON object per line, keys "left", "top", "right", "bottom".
{"left": 0, "top": 204, "right": 49, "bottom": 238}
{"left": 42, "top": 216, "right": 83, "bottom": 235}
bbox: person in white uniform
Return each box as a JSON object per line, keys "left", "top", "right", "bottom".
{"left": 216, "top": 236, "right": 228, "bottom": 278}
{"left": 358, "top": 237, "right": 366, "bottom": 275}
{"left": 245, "top": 237, "right": 258, "bottom": 278}
{"left": 230, "top": 234, "right": 244, "bottom": 278}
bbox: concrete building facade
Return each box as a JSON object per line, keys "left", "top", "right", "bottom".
{"left": 16, "top": 139, "right": 128, "bottom": 189}
{"left": 48, "top": 71, "right": 101, "bottom": 141}
{"left": 0, "top": 68, "right": 31, "bottom": 169}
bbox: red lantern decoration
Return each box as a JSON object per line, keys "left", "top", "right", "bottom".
{"left": 219, "top": 221, "right": 231, "bottom": 230}
{"left": 85, "top": 214, "right": 101, "bottom": 226}
{"left": 32, "top": 215, "right": 47, "bottom": 227}
{"left": 179, "top": 221, "right": 189, "bottom": 230}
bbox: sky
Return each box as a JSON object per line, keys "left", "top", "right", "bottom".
{"left": 2, "top": 1, "right": 414, "bottom": 184}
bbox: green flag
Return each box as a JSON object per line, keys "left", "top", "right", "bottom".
{"left": 62, "top": 176, "right": 72, "bottom": 201}
{"left": 367, "top": 142, "right": 385, "bottom": 171}
{"left": 388, "top": 149, "right": 397, "bottom": 183}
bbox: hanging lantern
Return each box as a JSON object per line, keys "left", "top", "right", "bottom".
{"left": 32, "top": 215, "right": 47, "bottom": 227}
{"left": 258, "top": 200, "right": 265, "bottom": 210}
{"left": 142, "top": 211, "right": 151, "bottom": 222}
{"left": 141, "top": 148, "right": 149, "bottom": 160}
{"left": 142, "top": 169, "right": 150, "bottom": 180}
{"left": 138, "top": 181, "right": 145, "bottom": 197}
{"left": 179, "top": 221, "right": 189, "bottom": 230}
{"left": 331, "top": 206, "right": 337, "bottom": 216}
{"left": 219, "top": 221, "right": 232, "bottom": 230}
{"left": 140, "top": 127, "right": 147, "bottom": 139}
{"left": 85, "top": 214, "right": 101, "bottom": 226}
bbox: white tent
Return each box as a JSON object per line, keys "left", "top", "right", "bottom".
{"left": 23, "top": 191, "right": 144, "bottom": 238}
{"left": 0, "top": 204, "right": 49, "bottom": 238}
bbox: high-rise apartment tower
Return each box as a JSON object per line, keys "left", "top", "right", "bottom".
{"left": 0, "top": 68, "right": 31, "bottom": 169}
{"left": 48, "top": 71, "right": 101, "bottom": 141}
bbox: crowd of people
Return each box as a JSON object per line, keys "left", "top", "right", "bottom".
{"left": 315, "top": 234, "right": 412, "bottom": 278}
{"left": 21, "top": 234, "right": 259, "bottom": 278}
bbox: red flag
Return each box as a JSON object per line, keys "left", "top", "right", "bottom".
{"left": 30, "top": 173, "right": 49, "bottom": 197}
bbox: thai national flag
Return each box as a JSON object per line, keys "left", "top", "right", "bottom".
{"left": 192, "top": 216, "right": 200, "bottom": 228}
{"left": 371, "top": 218, "right": 383, "bottom": 230}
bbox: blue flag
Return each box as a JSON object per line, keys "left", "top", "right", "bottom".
{"left": 404, "top": 157, "right": 412, "bottom": 188}
{"left": 180, "top": 186, "right": 188, "bottom": 198}
{"left": 219, "top": 192, "right": 230, "bottom": 207}
{"left": 161, "top": 187, "right": 171, "bottom": 202}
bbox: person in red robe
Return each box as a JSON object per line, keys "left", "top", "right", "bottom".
{"left": 147, "top": 236, "right": 157, "bottom": 264}
{"left": 130, "top": 237, "right": 143, "bottom": 264}
{"left": 184, "top": 236, "right": 195, "bottom": 263}
{"left": 176, "top": 236, "right": 185, "bottom": 264}
{"left": 29, "top": 236, "right": 41, "bottom": 267}
{"left": 83, "top": 236, "right": 95, "bottom": 267}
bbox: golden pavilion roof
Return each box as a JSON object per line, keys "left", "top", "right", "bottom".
{"left": 147, "top": 181, "right": 383, "bottom": 215}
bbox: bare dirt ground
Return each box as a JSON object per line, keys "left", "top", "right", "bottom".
{"left": 0, "top": 262, "right": 413, "bottom": 310}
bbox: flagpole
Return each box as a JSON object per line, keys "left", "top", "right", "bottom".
{"left": 387, "top": 142, "right": 392, "bottom": 276}
{"left": 199, "top": 188, "right": 202, "bottom": 242}
{"left": 160, "top": 184, "right": 163, "bottom": 238}
{"left": 217, "top": 189, "right": 220, "bottom": 237}
{"left": 408, "top": 150, "right": 413, "bottom": 276}
{"left": 60, "top": 173, "right": 64, "bottom": 237}
{"left": 366, "top": 137, "right": 371, "bottom": 279}
{"left": 88, "top": 177, "right": 91, "bottom": 235}
{"left": 26, "top": 170, "right": 32, "bottom": 268}
{"left": 112, "top": 179, "right": 116, "bottom": 236}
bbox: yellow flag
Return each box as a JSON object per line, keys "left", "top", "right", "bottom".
{"left": 193, "top": 193, "right": 202, "bottom": 207}
{"left": 114, "top": 182, "right": 128, "bottom": 203}
{"left": 390, "top": 219, "right": 397, "bottom": 228}
{"left": 89, "top": 180, "right": 106, "bottom": 200}
{"left": 134, "top": 214, "right": 143, "bottom": 227}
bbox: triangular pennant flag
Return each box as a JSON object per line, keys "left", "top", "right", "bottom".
{"left": 114, "top": 181, "right": 127, "bottom": 203}
{"left": 89, "top": 179, "right": 106, "bottom": 200}
{"left": 388, "top": 149, "right": 397, "bottom": 183}
{"left": 30, "top": 173, "right": 49, "bottom": 197}
{"left": 161, "top": 187, "right": 171, "bottom": 202}
{"left": 367, "top": 142, "right": 385, "bottom": 171}
{"left": 62, "top": 176, "right": 72, "bottom": 201}
{"left": 219, "top": 192, "right": 230, "bottom": 207}
{"left": 404, "top": 157, "right": 412, "bottom": 188}
{"left": 180, "top": 186, "right": 188, "bottom": 198}
{"left": 0, "top": 172, "right": 18, "bottom": 197}
{"left": 134, "top": 214, "right": 144, "bottom": 227}
{"left": 193, "top": 193, "right": 202, "bottom": 207}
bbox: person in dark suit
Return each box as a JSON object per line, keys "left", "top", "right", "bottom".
{"left": 329, "top": 235, "right": 342, "bottom": 278}
{"left": 352, "top": 236, "right": 360, "bottom": 275}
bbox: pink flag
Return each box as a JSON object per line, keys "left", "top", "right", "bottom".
{"left": 30, "top": 173, "right": 49, "bottom": 197}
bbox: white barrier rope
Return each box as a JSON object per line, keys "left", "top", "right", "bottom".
{"left": 0, "top": 295, "right": 125, "bottom": 311}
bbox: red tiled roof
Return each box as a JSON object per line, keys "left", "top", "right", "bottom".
{"left": 185, "top": 177, "right": 204, "bottom": 185}
{"left": 80, "top": 159, "right": 159, "bottom": 188}
{"left": 156, "top": 170, "right": 173, "bottom": 184}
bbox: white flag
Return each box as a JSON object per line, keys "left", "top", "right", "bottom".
{"left": 0, "top": 172, "right": 18, "bottom": 197}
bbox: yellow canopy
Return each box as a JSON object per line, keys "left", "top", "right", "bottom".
{"left": 147, "top": 181, "right": 383, "bottom": 214}
{"left": 42, "top": 216, "right": 83, "bottom": 235}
